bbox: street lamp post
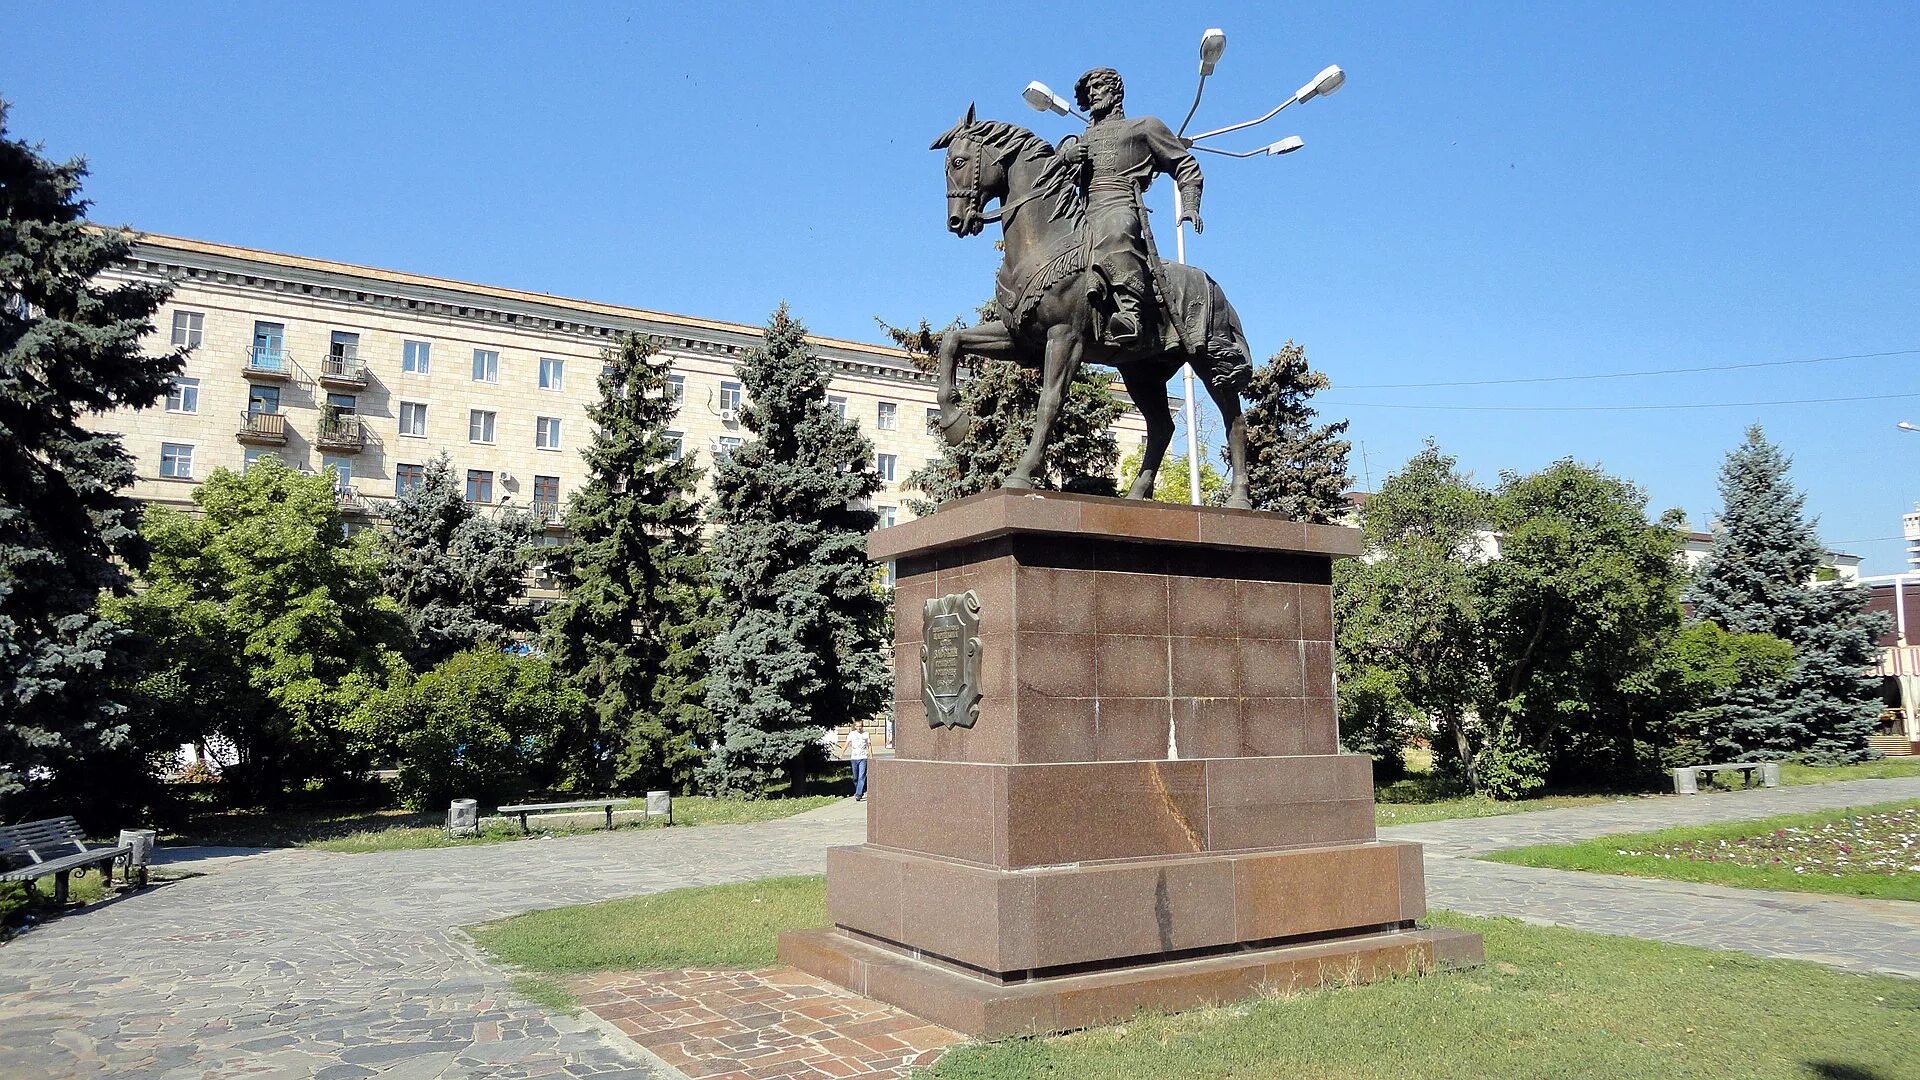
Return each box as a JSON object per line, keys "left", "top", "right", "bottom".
{"left": 1023, "top": 32, "right": 1344, "bottom": 505}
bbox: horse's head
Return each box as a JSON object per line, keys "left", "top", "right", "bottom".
{"left": 930, "top": 104, "right": 1008, "bottom": 238}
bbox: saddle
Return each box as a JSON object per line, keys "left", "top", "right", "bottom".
{"left": 994, "top": 231, "right": 1195, "bottom": 356}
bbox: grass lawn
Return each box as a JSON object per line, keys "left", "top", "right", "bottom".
{"left": 465, "top": 875, "right": 1920, "bottom": 1080}
{"left": 1782, "top": 758, "right": 1920, "bottom": 785}
{"left": 1370, "top": 754, "right": 1920, "bottom": 828}
{"left": 470, "top": 874, "right": 824, "bottom": 972}
{"left": 168, "top": 795, "right": 841, "bottom": 854}
{"left": 1485, "top": 800, "right": 1920, "bottom": 902}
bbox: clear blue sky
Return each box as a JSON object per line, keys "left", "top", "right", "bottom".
{"left": 12, "top": 3, "right": 1919, "bottom": 570}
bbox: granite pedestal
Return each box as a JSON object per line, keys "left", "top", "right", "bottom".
{"left": 779, "top": 489, "right": 1481, "bottom": 1037}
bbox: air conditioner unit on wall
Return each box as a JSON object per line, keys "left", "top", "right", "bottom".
{"left": 718, "top": 408, "right": 739, "bottom": 424}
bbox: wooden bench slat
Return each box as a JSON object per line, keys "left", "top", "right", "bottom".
{"left": 496, "top": 800, "right": 622, "bottom": 812}
{"left": 0, "top": 845, "right": 131, "bottom": 882}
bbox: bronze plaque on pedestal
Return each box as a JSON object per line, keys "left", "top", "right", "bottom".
{"left": 921, "top": 590, "right": 982, "bottom": 729}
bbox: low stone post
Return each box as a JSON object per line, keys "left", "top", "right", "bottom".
{"left": 118, "top": 828, "right": 157, "bottom": 887}
{"left": 1673, "top": 767, "right": 1699, "bottom": 795}
{"left": 647, "top": 790, "right": 673, "bottom": 826}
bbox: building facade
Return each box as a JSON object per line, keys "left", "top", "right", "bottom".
{"left": 90, "top": 234, "right": 1148, "bottom": 553}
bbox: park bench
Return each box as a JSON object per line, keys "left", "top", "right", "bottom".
{"left": 1672, "top": 761, "right": 1781, "bottom": 795}
{"left": 0, "top": 816, "right": 140, "bottom": 904}
{"left": 496, "top": 799, "right": 626, "bottom": 834}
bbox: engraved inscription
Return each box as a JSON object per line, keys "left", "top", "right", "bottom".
{"left": 920, "top": 590, "right": 983, "bottom": 729}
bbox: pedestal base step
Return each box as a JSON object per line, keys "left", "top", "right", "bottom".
{"left": 778, "top": 924, "right": 1483, "bottom": 1039}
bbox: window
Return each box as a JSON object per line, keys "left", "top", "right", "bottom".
{"left": 329, "top": 330, "right": 359, "bottom": 360}
{"left": 829, "top": 395, "right": 848, "bottom": 419}
{"left": 159, "top": 443, "right": 194, "bottom": 479}
{"left": 322, "top": 455, "right": 353, "bottom": 493}
{"left": 170, "top": 310, "right": 204, "bottom": 348}
{"left": 667, "top": 374, "right": 685, "bottom": 404}
{"left": 326, "top": 391, "right": 357, "bottom": 415}
{"left": 533, "top": 474, "right": 560, "bottom": 517}
{"left": 242, "top": 447, "right": 278, "bottom": 472}
{"left": 876, "top": 453, "right": 897, "bottom": 483}
{"left": 247, "top": 384, "right": 281, "bottom": 415}
{"left": 926, "top": 406, "right": 942, "bottom": 433}
{"left": 714, "top": 435, "right": 744, "bottom": 460}
{"left": 664, "top": 430, "right": 684, "bottom": 462}
{"left": 166, "top": 376, "right": 200, "bottom": 414}
{"left": 399, "top": 401, "right": 427, "bottom": 437}
{"left": 469, "top": 409, "right": 496, "bottom": 444}
{"left": 251, "top": 321, "right": 285, "bottom": 369}
{"left": 878, "top": 505, "right": 898, "bottom": 528}
{"left": 466, "top": 470, "right": 494, "bottom": 503}
{"left": 395, "top": 462, "right": 425, "bottom": 496}
{"left": 720, "top": 380, "right": 742, "bottom": 414}
{"left": 472, "top": 348, "right": 499, "bottom": 383}
{"left": 536, "top": 416, "right": 562, "bottom": 450}
{"left": 402, "top": 340, "right": 431, "bottom": 374}
{"left": 539, "top": 357, "right": 564, "bottom": 391}
{"left": 876, "top": 401, "right": 897, "bottom": 430}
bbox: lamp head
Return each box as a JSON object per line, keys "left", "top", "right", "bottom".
{"left": 1265, "top": 135, "right": 1305, "bottom": 156}
{"left": 1023, "top": 81, "right": 1069, "bottom": 115}
{"left": 1295, "top": 64, "right": 1347, "bottom": 104}
{"left": 1199, "top": 28, "right": 1227, "bottom": 76}
{"left": 1899, "top": 421, "right": 1920, "bottom": 432}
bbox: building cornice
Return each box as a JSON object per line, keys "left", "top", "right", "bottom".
{"left": 113, "top": 232, "right": 939, "bottom": 388}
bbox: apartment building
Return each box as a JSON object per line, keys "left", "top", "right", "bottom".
{"left": 90, "top": 234, "right": 1148, "bottom": 550}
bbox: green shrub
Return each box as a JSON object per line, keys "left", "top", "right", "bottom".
{"left": 348, "top": 649, "right": 584, "bottom": 809}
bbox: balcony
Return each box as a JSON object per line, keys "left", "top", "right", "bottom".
{"left": 316, "top": 415, "right": 365, "bottom": 452}
{"left": 531, "top": 497, "right": 564, "bottom": 525}
{"left": 318, "top": 351, "right": 369, "bottom": 388}
{"left": 237, "top": 410, "right": 287, "bottom": 445}
{"left": 244, "top": 347, "right": 292, "bottom": 380}
{"left": 333, "top": 488, "right": 377, "bottom": 517}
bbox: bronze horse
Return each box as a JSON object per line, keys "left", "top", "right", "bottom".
{"left": 930, "top": 107, "right": 1256, "bottom": 508}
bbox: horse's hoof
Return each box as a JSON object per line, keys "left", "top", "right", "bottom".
{"left": 937, "top": 409, "right": 971, "bottom": 446}
{"left": 1125, "top": 480, "right": 1155, "bottom": 500}
{"left": 1225, "top": 495, "right": 1253, "bottom": 510}
{"left": 1003, "top": 475, "right": 1035, "bottom": 490}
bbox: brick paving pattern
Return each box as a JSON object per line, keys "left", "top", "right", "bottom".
{"left": 572, "top": 968, "right": 961, "bottom": 1080}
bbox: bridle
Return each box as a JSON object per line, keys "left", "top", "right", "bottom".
{"left": 949, "top": 131, "right": 1052, "bottom": 228}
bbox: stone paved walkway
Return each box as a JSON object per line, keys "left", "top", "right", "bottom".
{"left": 0, "top": 800, "right": 866, "bottom": 1080}
{"left": 3, "top": 778, "right": 1917, "bottom": 1078}
{"left": 1383, "top": 775, "right": 1920, "bottom": 978}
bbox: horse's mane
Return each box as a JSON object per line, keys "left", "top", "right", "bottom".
{"left": 951, "top": 119, "right": 1084, "bottom": 226}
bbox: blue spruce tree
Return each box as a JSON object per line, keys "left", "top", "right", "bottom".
{"left": 1690, "top": 425, "right": 1884, "bottom": 762}
{"left": 1, "top": 103, "right": 183, "bottom": 813}
{"left": 701, "top": 306, "right": 891, "bottom": 796}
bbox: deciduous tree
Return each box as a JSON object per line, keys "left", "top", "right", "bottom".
{"left": 1333, "top": 443, "right": 1490, "bottom": 783}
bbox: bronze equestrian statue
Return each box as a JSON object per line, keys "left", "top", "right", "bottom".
{"left": 930, "top": 68, "right": 1255, "bottom": 509}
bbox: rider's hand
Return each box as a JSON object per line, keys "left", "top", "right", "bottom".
{"left": 1181, "top": 210, "right": 1205, "bottom": 235}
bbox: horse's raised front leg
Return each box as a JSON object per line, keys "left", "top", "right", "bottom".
{"left": 1006, "top": 325, "right": 1080, "bottom": 488}
{"left": 935, "top": 322, "right": 1017, "bottom": 446}
{"left": 1118, "top": 362, "right": 1176, "bottom": 500}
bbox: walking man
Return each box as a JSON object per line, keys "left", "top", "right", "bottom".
{"left": 848, "top": 725, "right": 872, "bottom": 802}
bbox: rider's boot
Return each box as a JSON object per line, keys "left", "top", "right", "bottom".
{"left": 1106, "top": 283, "right": 1148, "bottom": 348}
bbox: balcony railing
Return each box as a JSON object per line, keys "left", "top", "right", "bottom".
{"left": 333, "top": 488, "right": 375, "bottom": 516}
{"left": 319, "top": 351, "right": 368, "bottom": 386}
{"left": 316, "top": 415, "right": 365, "bottom": 451}
{"left": 531, "top": 497, "right": 564, "bottom": 524}
{"left": 237, "top": 410, "right": 287, "bottom": 444}
{"left": 244, "top": 347, "right": 291, "bottom": 378}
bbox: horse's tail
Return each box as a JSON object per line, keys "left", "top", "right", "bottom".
{"left": 1202, "top": 274, "right": 1254, "bottom": 394}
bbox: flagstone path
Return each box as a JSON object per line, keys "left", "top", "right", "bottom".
{"left": 2, "top": 778, "right": 1917, "bottom": 1079}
